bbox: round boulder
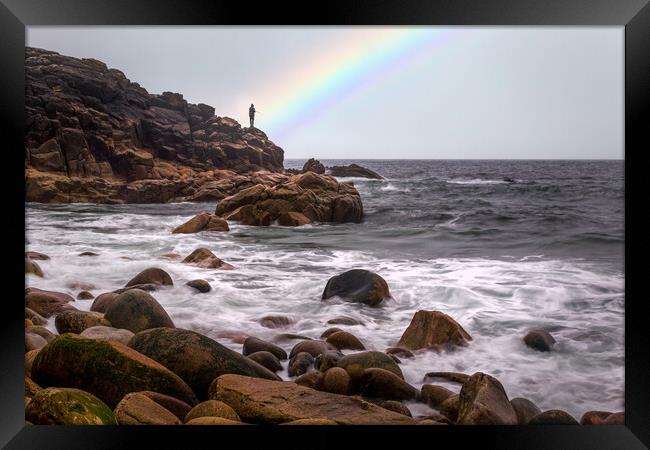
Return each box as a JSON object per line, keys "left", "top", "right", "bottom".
{"left": 55, "top": 310, "right": 111, "bottom": 334}
{"left": 243, "top": 336, "right": 287, "bottom": 360}
{"left": 322, "top": 269, "right": 390, "bottom": 306}
{"left": 528, "top": 409, "right": 579, "bottom": 425}
{"left": 421, "top": 384, "right": 455, "bottom": 408}
{"left": 79, "top": 325, "right": 135, "bottom": 345}
{"left": 25, "top": 307, "right": 47, "bottom": 326}
{"left": 289, "top": 340, "right": 330, "bottom": 359}
{"left": 314, "top": 351, "right": 344, "bottom": 372}
{"left": 336, "top": 351, "right": 404, "bottom": 382}
{"left": 25, "top": 288, "right": 76, "bottom": 318}
{"left": 138, "top": 391, "right": 193, "bottom": 422}
{"left": 186, "top": 279, "right": 211, "bottom": 293}
{"left": 317, "top": 367, "right": 351, "bottom": 395}
{"left": 114, "top": 392, "right": 180, "bottom": 425}
{"left": 359, "top": 368, "right": 418, "bottom": 400}
{"left": 378, "top": 400, "right": 412, "bottom": 417}
{"left": 247, "top": 351, "right": 283, "bottom": 372}
{"left": 104, "top": 289, "right": 175, "bottom": 333}
{"left": 510, "top": 397, "right": 542, "bottom": 424}
{"left": 125, "top": 267, "right": 173, "bottom": 287}
{"left": 288, "top": 352, "right": 314, "bottom": 377}
{"left": 77, "top": 291, "right": 94, "bottom": 300}
{"left": 26, "top": 387, "right": 117, "bottom": 425}
{"left": 325, "top": 330, "right": 365, "bottom": 351}
{"left": 184, "top": 400, "right": 240, "bottom": 423}
{"left": 26, "top": 333, "right": 47, "bottom": 352}
{"left": 90, "top": 292, "right": 119, "bottom": 313}
{"left": 294, "top": 371, "right": 322, "bottom": 389}
{"left": 523, "top": 329, "right": 556, "bottom": 352}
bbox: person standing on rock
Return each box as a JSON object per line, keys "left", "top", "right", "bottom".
{"left": 249, "top": 103, "right": 256, "bottom": 128}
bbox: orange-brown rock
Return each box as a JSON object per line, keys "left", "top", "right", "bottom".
{"left": 172, "top": 212, "right": 229, "bottom": 233}
{"left": 182, "top": 248, "right": 234, "bottom": 269}
{"left": 25, "top": 288, "right": 76, "bottom": 318}
{"left": 397, "top": 310, "right": 472, "bottom": 351}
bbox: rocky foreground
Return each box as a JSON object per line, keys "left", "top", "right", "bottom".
{"left": 25, "top": 258, "right": 623, "bottom": 426}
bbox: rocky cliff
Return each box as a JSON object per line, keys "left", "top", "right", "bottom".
{"left": 25, "top": 47, "right": 285, "bottom": 203}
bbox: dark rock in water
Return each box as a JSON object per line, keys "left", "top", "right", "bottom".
{"left": 247, "top": 351, "right": 283, "bottom": 373}
{"left": 317, "top": 367, "right": 351, "bottom": 395}
{"left": 79, "top": 251, "right": 99, "bottom": 257}
{"left": 25, "top": 307, "right": 48, "bottom": 326}
{"left": 259, "top": 315, "right": 293, "bottom": 329}
{"left": 243, "top": 336, "right": 287, "bottom": 361}
{"left": 25, "top": 288, "right": 76, "bottom": 318}
{"left": 114, "top": 283, "right": 160, "bottom": 294}
{"left": 527, "top": 409, "right": 579, "bottom": 425}
{"left": 397, "top": 310, "right": 472, "bottom": 351}
{"left": 294, "top": 371, "right": 322, "bottom": 389}
{"left": 326, "top": 316, "right": 364, "bottom": 326}
{"left": 125, "top": 267, "right": 173, "bottom": 287}
{"left": 320, "top": 327, "right": 343, "bottom": 339}
{"left": 128, "top": 327, "right": 280, "bottom": 399}
{"left": 182, "top": 248, "right": 234, "bottom": 269}
{"left": 322, "top": 269, "right": 390, "bottom": 307}
{"left": 421, "top": 384, "right": 455, "bottom": 408}
{"left": 377, "top": 400, "right": 412, "bottom": 417}
{"left": 359, "top": 368, "right": 418, "bottom": 400}
{"left": 104, "top": 289, "right": 174, "bottom": 333}
{"left": 523, "top": 329, "right": 556, "bottom": 352}
{"left": 173, "top": 212, "right": 229, "bottom": 234}
{"left": 336, "top": 351, "right": 404, "bottom": 382}
{"left": 76, "top": 290, "right": 94, "bottom": 300}
{"left": 385, "top": 347, "right": 415, "bottom": 359}
{"left": 314, "top": 351, "right": 344, "bottom": 372}
{"left": 289, "top": 340, "right": 330, "bottom": 359}
{"left": 186, "top": 279, "right": 211, "bottom": 293}
{"left": 424, "top": 371, "right": 470, "bottom": 384}
{"left": 302, "top": 158, "right": 325, "bottom": 174}
{"left": 26, "top": 387, "right": 117, "bottom": 425}
{"left": 438, "top": 394, "right": 460, "bottom": 422}
{"left": 503, "top": 177, "right": 516, "bottom": 183}
{"left": 90, "top": 292, "right": 119, "bottom": 313}
{"left": 114, "top": 392, "right": 181, "bottom": 425}
{"left": 510, "top": 397, "right": 542, "bottom": 424}
{"left": 55, "top": 310, "right": 110, "bottom": 334}
{"left": 580, "top": 410, "right": 614, "bottom": 425}
{"left": 288, "top": 352, "right": 314, "bottom": 377}
{"left": 25, "top": 258, "right": 44, "bottom": 277}
{"left": 325, "top": 331, "right": 365, "bottom": 351}
{"left": 79, "top": 325, "right": 135, "bottom": 345}
{"left": 31, "top": 334, "right": 198, "bottom": 408}
{"left": 457, "top": 372, "right": 517, "bottom": 425}
{"left": 26, "top": 251, "right": 50, "bottom": 260}
{"left": 184, "top": 400, "right": 241, "bottom": 423}
{"left": 327, "top": 163, "right": 383, "bottom": 180}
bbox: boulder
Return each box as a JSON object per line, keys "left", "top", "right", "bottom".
{"left": 31, "top": 334, "right": 198, "bottom": 408}
{"left": 317, "top": 367, "right": 352, "bottom": 395}
{"left": 457, "top": 372, "right": 517, "bottom": 425}
{"left": 25, "top": 349, "right": 40, "bottom": 378}
{"left": 288, "top": 352, "right": 314, "bottom": 377}
{"left": 523, "top": 329, "right": 556, "bottom": 352}
{"left": 138, "top": 391, "right": 193, "bottom": 422}
{"left": 79, "top": 325, "right": 135, "bottom": 345}
{"left": 26, "top": 387, "right": 117, "bottom": 425}
{"left": 186, "top": 417, "right": 246, "bottom": 425}
{"left": 104, "top": 289, "right": 175, "bottom": 333}
{"left": 289, "top": 340, "right": 330, "bottom": 359}
{"left": 125, "top": 267, "right": 173, "bottom": 287}
{"left": 322, "top": 269, "right": 390, "bottom": 306}
{"left": 302, "top": 158, "right": 325, "bottom": 174}
{"left": 26, "top": 258, "right": 44, "bottom": 277}
{"left": 210, "top": 374, "right": 416, "bottom": 424}
{"left": 182, "top": 248, "right": 233, "bottom": 269}
{"left": 76, "top": 290, "right": 94, "bottom": 300}
{"left": 336, "top": 351, "right": 404, "bottom": 382}
{"left": 327, "top": 316, "right": 364, "bottom": 326}
{"left": 282, "top": 418, "right": 338, "bottom": 425}
{"left": 294, "top": 371, "right": 322, "bottom": 389}
{"left": 25, "top": 307, "right": 48, "bottom": 326}
{"left": 580, "top": 410, "right": 614, "bottom": 425}
{"left": 26, "top": 333, "right": 48, "bottom": 352}
{"left": 528, "top": 410, "right": 579, "bottom": 425}
{"left": 25, "top": 288, "right": 75, "bottom": 318}
{"left": 25, "top": 377, "right": 42, "bottom": 398}
{"left": 185, "top": 279, "right": 211, "bottom": 293}
{"left": 359, "top": 368, "right": 418, "bottom": 400}
{"left": 439, "top": 394, "right": 460, "bottom": 422}
{"left": 385, "top": 347, "right": 415, "bottom": 359}
{"left": 424, "top": 372, "right": 470, "bottom": 384}
{"left": 510, "top": 397, "right": 542, "bottom": 424}
{"left": 26, "top": 251, "right": 50, "bottom": 260}
{"left": 421, "top": 384, "right": 455, "bottom": 408}
{"left": 320, "top": 327, "right": 343, "bottom": 339}
{"left": 277, "top": 211, "right": 311, "bottom": 226}
{"left": 242, "top": 336, "right": 287, "bottom": 360}
{"left": 114, "top": 392, "right": 181, "bottom": 425}
{"left": 325, "top": 330, "right": 365, "bottom": 351}
{"left": 79, "top": 251, "right": 99, "bottom": 257}
{"left": 314, "top": 351, "right": 344, "bottom": 372}
{"left": 397, "top": 310, "right": 472, "bottom": 351}
{"left": 603, "top": 412, "right": 624, "bottom": 425}
{"left": 25, "top": 326, "right": 55, "bottom": 343}
{"left": 377, "top": 400, "right": 412, "bottom": 417}
{"left": 184, "top": 400, "right": 240, "bottom": 423}
{"left": 90, "top": 292, "right": 119, "bottom": 313}
{"left": 260, "top": 315, "right": 293, "bottom": 329}
{"left": 128, "top": 327, "right": 281, "bottom": 399}
{"left": 172, "top": 212, "right": 229, "bottom": 233}
{"left": 55, "top": 310, "right": 111, "bottom": 334}
{"left": 247, "top": 351, "right": 282, "bottom": 372}
{"left": 327, "top": 163, "right": 383, "bottom": 179}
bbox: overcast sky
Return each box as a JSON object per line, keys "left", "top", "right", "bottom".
{"left": 27, "top": 26, "right": 623, "bottom": 159}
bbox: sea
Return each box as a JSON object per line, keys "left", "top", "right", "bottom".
{"left": 25, "top": 159, "right": 624, "bottom": 419}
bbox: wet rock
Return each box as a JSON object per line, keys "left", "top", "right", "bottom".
{"left": 242, "top": 336, "right": 287, "bottom": 360}
{"left": 128, "top": 327, "right": 280, "bottom": 399}
{"left": 523, "top": 329, "right": 556, "bottom": 352}
{"left": 77, "top": 290, "right": 94, "bottom": 300}
{"left": 26, "top": 251, "right": 50, "bottom": 260}
{"left": 359, "top": 368, "right": 418, "bottom": 401}
{"left": 31, "top": 334, "right": 198, "bottom": 408}
{"left": 25, "top": 377, "right": 42, "bottom": 398}
{"left": 289, "top": 340, "right": 330, "bottom": 359}
{"left": 25, "top": 288, "right": 76, "bottom": 318}
{"left": 457, "top": 372, "right": 517, "bottom": 425}
{"left": 387, "top": 353, "right": 402, "bottom": 364}
{"left": 418, "top": 419, "right": 448, "bottom": 425}
{"left": 104, "top": 289, "right": 175, "bottom": 333}
{"left": 90, "top": 292, "right": 119, "bottom": 313}
{"left": 26, "top": 387, "right": 117, "bottom": 425}
{"left": 510, "top": 397, "right": 542, "bottom": 424}
{"left": 273, "top": 333, "right": 312, "bottom": 342}
{"left": 603, "top": 412, "right": 624, "bottom": 424}
{"left": 55, "top": 310, "right": 111, "bottom": 334}
{"left": 138, "top": 391, "right": 192, "bottom": 422}
{"left": 79, "top": 325, "right": 135, "bottom": 345}
{"left": 79, "top": 251, "right": 99, "bottom": 257}
{"left": 259, "top": 315, "right": 293, "bottom": 329}
{"left": 277, "top": 211, "right": 311, "bottom": 226}
{"left": 322, "top": 269, "right": 390, "bottom": 307}
{"left": 186, "top": 417, "right": 245, "bottom": 425}
{"left": 25, "top": 326, "right": 55, "bottom": 343}
{"left": 439, "top": 394, "right": 460, "bottom": 422}
{"left": 114, "top": 392, "right": 181, "bottom": 425}
{"left": 125, "top": 267, "right": 173, "bottom": 287}
{"left": 282, "top": 418, "right": 338, "bottom": 425}
{"left": 317, "top": 367, "right": 352, "bottom": 395}
{"left": 327, "top": 163, "right": 383, "bottom": 179}
{"left": 210, "top": 374, "right": 416, "bottom": 424}
{"left": 327, "top": 316, "right": 363, "bottom": 326}
{"left": 184, "top": 400, "right": 240, "bottom": 423}
{"left": 114, "top": 283, "right": 160, "bottom": 294}
{"left": 336, "top": 351, "right": 404, "bottom": 382}
{"left": 385, "top": 347, "right": 415, "bottom": 359}
{"left": 320, "top": 328, "right": 343, "bottom": 339}
{"left": 421, "top": 384, "right": 455, "bottom": 408}
{"left": 185, "top": 279, "right": 211, "bottom": 293}
{"left": 294, "top": 371, "right": 322, "bottom": 389}
{"left": 302, "top": 158, "right": 325, "bottom": 174}
{"left": 288, "top": 352, "right": 314, "bottom": 377}
{"left": 378, "top": 400, "right": 412, "bottom": 417}
{"left": 172, "top": 212, "right": 229, "bottom": 233}
{"left": 314, "top": 351, "right": 344, "bottom": 372}
{"left": 397, "top": 310, "right": 472, "bottom": 351}
{"left": 25, "top": 349, "right": 40, "bottom": 378}
{"left": 26, "top": 258, "right": 44, "bottom": 277}
{"left": 247, "top": 351, "right": 283, "bottom": 372}
{"left": 580, "top": 410, "right": 614, "bottom": 425}
{"left": 182, "top": 247, "right": 233, "bottom": 269}
{"left": 325, "top": 331, "right": 366, "bottom": 351}
{"left": 25, "top": 307, "right": 48, "bottom": 326}
{"left": 528, "top": 409, "right": 579, "bottom": 425}
{"left": 26, "top": 333, "right": 47, "bottom": 352}
{"left": 424, "top": 371, "right": 470, "bottom": 384}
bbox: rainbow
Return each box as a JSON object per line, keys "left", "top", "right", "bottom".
{"left": 255, "top": 28, "right": 454, "bottom": 140}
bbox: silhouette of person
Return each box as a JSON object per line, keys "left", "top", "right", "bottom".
{"left": 249, "top": 103, "right": 256, "bottom": 128}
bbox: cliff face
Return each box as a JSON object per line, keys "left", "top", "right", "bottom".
{"left": 25, "top": 47, "right": 285, "bottom": 203}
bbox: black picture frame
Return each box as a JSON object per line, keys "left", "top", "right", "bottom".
{"left": 1, "top": 1, "right": 647, "bottom": 448}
